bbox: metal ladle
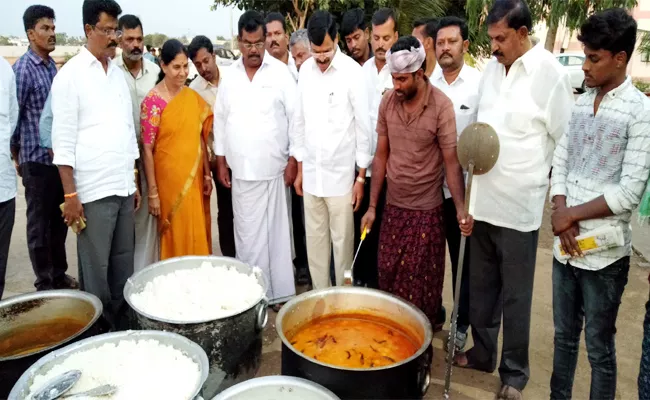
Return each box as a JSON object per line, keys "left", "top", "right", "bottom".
{"left": 32, "top": 369, "right": 117, "bottom": 400}
{"left": 443, "top": 122, "right": 500, "bottom": 399}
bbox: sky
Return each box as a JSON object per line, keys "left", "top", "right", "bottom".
{"left": 3, "top": 0, "right": 244, "bottom": 40}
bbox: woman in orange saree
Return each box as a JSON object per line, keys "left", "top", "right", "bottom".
{"left": 140, "top": 40, "right": 213, "bottom": 260}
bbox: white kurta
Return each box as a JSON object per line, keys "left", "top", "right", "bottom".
{"left": 232, "top": 177, "right": 295, "bottom": 303}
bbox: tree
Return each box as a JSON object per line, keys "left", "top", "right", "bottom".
{"left": 55, "top": 32, "right": 69, "bottom": 45}
{"left": 216, "top": 35, "right": 227, "bottom": 41}
{"left": 144, "top": 33, "right": 169, "bottom": 48}
{"left": 0, "top": 36, "right": 13, "bottom": 46}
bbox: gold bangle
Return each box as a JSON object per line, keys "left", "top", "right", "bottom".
{"left": 148, "top": 194, "right": 159, "bottom": 199}
{"left": 64, "top": 192, "right": 78, "bottom": 199}
{"left": 356, "top": 176, "right": 365, "bottom": 184}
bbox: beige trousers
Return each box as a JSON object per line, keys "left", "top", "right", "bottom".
{"left": 303, "top": 191, "right": 354, "bottom": 289}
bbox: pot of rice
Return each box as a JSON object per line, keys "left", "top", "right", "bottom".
{"left": 124, "top": 256, "right": 269, "bottom": 400}
{"left": 211, "top": 376, "right": 340, "bottom": 400}
{"left": 8, "top": 330, "right": 209, "bottom": 399}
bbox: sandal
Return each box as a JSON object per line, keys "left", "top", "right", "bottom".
{"left": 452, "top": 351, "right": 496, "bottom": 373}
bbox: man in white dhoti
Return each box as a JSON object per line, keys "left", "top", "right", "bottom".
{"left": 214, "top": 10, "right": 298, "bottom": 306}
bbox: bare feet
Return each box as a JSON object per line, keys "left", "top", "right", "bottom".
{"left": 497, "top": 385, "right": 523, "bottom": 400}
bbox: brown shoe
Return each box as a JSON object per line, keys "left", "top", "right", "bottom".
{"left": 54, "top": 275, "right": 79, "bottom": 290}
{"left": 496, "top": 385, "right": 522, "bottom": 400}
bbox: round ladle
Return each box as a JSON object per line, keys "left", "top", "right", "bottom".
{"left": 32, "top": 369, "right": 117, "bottom": 400}
{"left": 443, "top": 122, "right": 501, "bottom": 399}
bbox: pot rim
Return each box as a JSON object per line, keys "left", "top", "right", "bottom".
{"left": 211, "top": 376, "right": 340, "bottom": 400}
{"left": 124, "top": 255, "right": 267, "bottom": 325}
{"left": 275, "top": 286, "right": 433, "bottom": 371}
{"left": 0, "top": 289, "right": 103, "bottom": 362}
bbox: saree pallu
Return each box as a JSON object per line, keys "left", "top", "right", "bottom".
{"left": 378, "top": 204, "right": 446, "bottom": 326}
{"left": 154, "top": 88, "right": 213, "bottom": 260}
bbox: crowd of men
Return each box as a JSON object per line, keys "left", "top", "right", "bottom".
{"left": 2, "top": 0, "right": 650, "bottom": 398}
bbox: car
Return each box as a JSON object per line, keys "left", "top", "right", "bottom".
{"left": 556, "top": 53, "right": 586, "bottom": 93}
{"left": 215, "top": 47, "right": 238, "bottom": 67}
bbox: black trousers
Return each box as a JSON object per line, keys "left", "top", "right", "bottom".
{"left": 443, "top": 197, "right": 470, "bottom": 333}
{"left": 467, "top": 220, "right": 539, "bottom": 391}
{"left": 21, "top": 162, "right": 68, "bottom": 290}
{"left": 290, "top": 186, "right": 309, "bottom": 270}
{"left": 212, "top": 166, "right": 236, "bottom": 257}
{"left": 0, "top": 198, "right": 15, "bottom": 299}
{"left": 352, "top": 176, "right": 386, "bottom": 288}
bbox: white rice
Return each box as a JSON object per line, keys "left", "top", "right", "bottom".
{"left": 28, "top": 339, "right": 200, "bottom": 400}
{"left": 130, "top": 262, "right": 264, "bottom": 321}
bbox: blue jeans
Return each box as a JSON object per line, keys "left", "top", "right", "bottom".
{"left": 639, "top": 290, "right": 650, "bottom": 399}
{"left": 550, "top": 257, "right": 629, "bottom": 400}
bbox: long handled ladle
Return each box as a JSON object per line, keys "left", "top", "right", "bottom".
{"left": 32, "top": 369, "right": 117, "bottom": 400}
{"left": 443, "top": 122, "right": 500, "bottom": 399}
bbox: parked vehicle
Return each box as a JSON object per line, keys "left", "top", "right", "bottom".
{"left": 215, "top": 46, "right": 238, "bottom": 67}
{"left": 556, "top": 52, "right": 586, "bottom": 93}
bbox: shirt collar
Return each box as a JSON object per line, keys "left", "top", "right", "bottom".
{"left": 115, "top": 55, "right": 156, "bottom": 77}
{"left": 431, "top": 62, "right": 470, "bottom": 85}
{"left": 195, "top": 71, "right": 220, "bottom": 90}
{"left": 586, "top": 76, "right": 632, "bottom": 97}
{"left": 236, "top": 50, "right": 272, "bottom": 71}
{"left": 517, "top": 42, "right": 543, "bottom": 75}
{"left": 315, "top": 46, "right": 343, "bottom": 74}
{"left": 79, "top": 46, "right": 116, "bottom": 73}
{"left": 26, "top": 47, "right": 53, "bottom": 66}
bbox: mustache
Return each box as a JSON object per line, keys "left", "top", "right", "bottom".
{"left": 108, "top": 41, "right": 118, "bottom": 48}
{"left": 493, "top": 51, "right": 504, "bottom": 57}
{"left": 271, "top": 41, "right": 279, "bottom": 47}
{"left": 131, "top": 48, "right": 142, "bottom": 54}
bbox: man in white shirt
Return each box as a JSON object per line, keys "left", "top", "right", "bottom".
{"left": 265, "top": 12, "right": 298, "bottom": 80}
{"left": 293, "top": 10, "right": 372, "bottom": 289}
{"left": 188, "top": 35, "right": 236, "bottom": 259}
{"left": 214, "top": 11, "right": 297, "bottom": 305}
{"left": 0, "top": 56, "right": 18, "bottom": 299}
{"left": 341, "top": 8, "right": 373, "bottom": 66}
{"left": 115, "top": 14, "right": 159, "bottom": 273}
{"left": 430, "top": 16, "right": 481, "bottom": 352}
{"left": 452, "top": 1, "right": 574, "bottom": 398}
{"left": 289, "top": 29, "right": 312, "bottom": 73}
{"left": 52, "top": 0, "right": 140, "bottom": 330}
{"left": 355, "top": 7, "right": 398, "bottom": 288}
{"left": 412, "top": 18, "right": 438, "bottom": 78}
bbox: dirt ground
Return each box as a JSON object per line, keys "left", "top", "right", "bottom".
{"left": 4, "top": 191, "right": 649, "bottom": 399}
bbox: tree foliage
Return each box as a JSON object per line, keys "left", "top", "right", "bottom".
{"left": 0, "top": 36, "right": 13, "bottom": 46}
{"left": 144, "top": 33, "right": 169, "bottom": 48}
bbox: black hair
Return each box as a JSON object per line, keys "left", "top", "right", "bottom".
{"left": 146, "top": 44, "right": 153, "bottom": 52}
{"left": 82, "top": 0, "right": 122, "bottom": 28}
{"left": 238, "top": 10, "right": 266, "bottom": 38}
{"left": 372, "top": 8, "right": 397, "bottom": 31}
{"left": 486, "top": 0, "right": 532, "bottom": 32}
{"left": 340, "top": 8, "right": 366, "bottom": 38}
{"left": 412, "top": 18, "right": 438, "bottom": 39}
{"left": 157, "top": 39, "right": 189, "bottom": 83}
{"left": 265, "top": 12, "right": 286, "bottom": 33}
{"left": 188, "top": 35, "right": 213, "bottom": 61}
{"left": 578, "top": 8, "right": 637, "bottom": 62}
{"left": 23, "top": 5, "right": 55, "bottom": 32}
{"left": 308, "top": 10, "right": 338, "bottom": 46}
{"left": 117, "top": 14, "right": 142, "bottom": 32}
{"left": 434, "top": 16, "right": 468, "bottom": 41}
{"left": 390, "top": 35, "right": 426, "bottom": 72}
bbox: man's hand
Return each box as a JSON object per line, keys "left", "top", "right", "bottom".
{"left": 284, "top": 157, "right": 297, "bottom": 187}
{"left": 551, "top": 204, "right": 576, "bottom": 236}
{"left": 294, "top": 168, "right": 303, "bottom": 196}
{"left": 457, "top": 210, "right": 474, "bottom": 237}
{"left": 204, "top": 176, "right": 213, "bottom": 196}
{"left": 62, "top": 196, "right": 85, "bottom": 232}
{"left": 360, "top": 207, "right": 376, "bottom": 233}
{"left": 559, "top": 223, "right": 582, "bottom": 258}
{"left": 14, "top": 161, "right": 21, "bottom": 177}
{"left": 134, "top": 189, "right": 142, "bottom": 212}
{"left": 216, "top": 157, "right": 231, "bottom": 188}
{"left": 352, "top": 181, "right": 364, "bottom": 212}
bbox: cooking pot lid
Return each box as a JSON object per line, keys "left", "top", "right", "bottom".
{"left": 211, "top": 376, "right": 340, "bottom": 400}
{"left": 457, "top": 122, "right": 500, "bottom": 175}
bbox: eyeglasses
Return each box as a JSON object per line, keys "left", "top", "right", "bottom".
{"left": 310, "top": 49, "right": 335, "bottom": 59}
{"left": 92, "top": 25, "right": 122, "bottom": 38}
{"left": 241, "top": 41, "right": 265, "bottom": 50}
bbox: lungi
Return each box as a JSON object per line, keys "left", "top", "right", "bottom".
{"left": 378, "top": 204, "right": 446, "bottom": 325}
{"left": 232, "top": 176, "right": 295, "bottom": 304}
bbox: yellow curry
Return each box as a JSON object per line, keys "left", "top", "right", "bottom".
{"left": 0, "top": 317, "right": 86, "bottom": 358}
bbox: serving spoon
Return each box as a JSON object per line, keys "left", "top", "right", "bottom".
{"left": 32, "top": 370, "right": 117, "bottom": 399}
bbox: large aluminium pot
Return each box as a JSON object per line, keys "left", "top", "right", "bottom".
{"left": 8, "top": 330, "right": 209, "bottom": 400}
{"left": 0, "top": 290, "right": 103, "bottom": 399}
{"left": 124, "top": 256, "right": 269, "bottom": 399}
{"left": 212, "top": 376, "right": 340, "bottom": 400}
{"left": 276, "top": 286, "right": 433, "bottom": 400}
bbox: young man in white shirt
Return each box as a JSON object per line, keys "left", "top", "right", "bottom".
{"left": 0, "top": 56, "right": 18, "bottom": 299}
{"left": 411, "top": 18, "right": 438, "bottom": 78}
{"left": 355, "top": 7, "right": 398, "bottom": 288}
{"left": 341, "top": 8, "right": 372, "bottom": 66}
{"left": 430, "top": 16, "right": 481, "bottom": 353}
{"left": 214, "top": 11, "right": 297, "bottom": 306}
{"left": 452, "top": 1, "right": 574, "bottom": 398}
{"left": 188, "top": 35, "right": 236, "bottom": 260}
{"left": 52, "top": 0, "right": 140, "bottom": 330}
{"left": 551, "top": 10, "right": 650, "bottom": 399}
{"left": 293, "top": 10, "right": 373, "bottom": 289}
{"left": 265, "top": 12, "right": 298, "bottom": 80}
{"left": 115, "top": 14, "right": 160, "bottom": 273}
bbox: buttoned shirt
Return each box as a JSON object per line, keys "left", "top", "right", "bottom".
{"left": 39, "top": 92, "right": 52, "bottom": 149}
{"left": 431, "top": 63, "right": 481, "bottom": 199}
{"left": 551, "top": 77, "right": 650, "bottom": 271}
{"left": 213, "top": 52, "right": 297, "bottom": 181}
{"left": 470, "top": 44, "right": 574, "bottom": 232}
{"left": 287, "top": 55, "right": 298, "bottom": 81}
{"left": 51, "top": 47, "right": 139, "bottom": 204}
{"left": 114, "top": 56, "right": 159, "bottom": 139}
{"left": 0, "top": 57, "right": 18, "bottom": 202}
{"left": 362, "top": 56, "right": 392, "bottom": 178}
{"left": 293, "top": 48, "right": 373, "bottom": 197}
{"left": 191, "top": 67, "right": 225, "bottom": 162}
{"left": 11, "top": 48, "right": 57, "bottom": 165}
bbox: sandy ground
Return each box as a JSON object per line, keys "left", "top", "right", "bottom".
{"left": 4, "top": 187, "right": 649, "bottom": 399}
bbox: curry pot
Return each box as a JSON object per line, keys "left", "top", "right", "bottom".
{"left": 276, "top": 286, "right": 433, "bottom": 399}
{"left": 0, "top": 290, "right": 103, "bottom": 398}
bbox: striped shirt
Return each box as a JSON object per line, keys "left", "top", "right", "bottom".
{"left": 550, "top": 77, "right": 650, "bottom": 271}
{"left": 11, "top": 48, "right": 57, "bottom": 165}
